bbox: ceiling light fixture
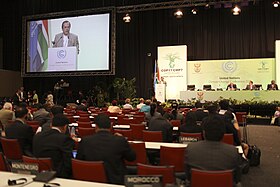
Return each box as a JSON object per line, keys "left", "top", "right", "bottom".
{"left": 174, "top": 10, "right": 183, "bottom": 18}
{"left": 273, "top": 1, "right": 280, "bottom": 8}
{"left": 232, "top": 5, "right": 241, "bottom": 15}
{"left": 123, "top": 13, "right": 131, "bottom": 23}
{"left": 191, "top": 8, "right": 198, "bottom": 15}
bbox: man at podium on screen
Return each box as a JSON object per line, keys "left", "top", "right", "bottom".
{"left": 53, "top": 20, "right": 79, "bottom": 54}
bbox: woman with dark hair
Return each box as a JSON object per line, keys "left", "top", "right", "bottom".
{"left": 179, "top": 112, "right": 202, "bottom": 133}
{"left": 145, "top": 102, "right": 161, "bottom": 125}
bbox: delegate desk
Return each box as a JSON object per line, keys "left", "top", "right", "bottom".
{"left": 0, "top": 171, "right": 124, "bottom": 187}
{"left": 180, "top": 90, "right": 280, "bottom": 102}
{"left": 69, "top": 123, "right": 179, "bottom": 131}
{"left": 129, "top": 141, "right": 243, "bottom": 154}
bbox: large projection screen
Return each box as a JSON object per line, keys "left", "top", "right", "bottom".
{"left": 21, "top": 7, "right": 116, "bottom": 77}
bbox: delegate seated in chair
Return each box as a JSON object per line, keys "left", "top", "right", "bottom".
{"left": 184, "top": 115, "right": 242, "bottom": 185}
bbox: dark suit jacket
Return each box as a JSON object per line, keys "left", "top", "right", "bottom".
{"left": 193, "top": 110, "right": 208, "bottom": 121}
{"left": 179, "top": 124, "right": 202, "bottom": 134}
{"left": 33, "top": 108, "right": 51, "bottom": 127}
{"left": 267, "top": 84, "right": 278, "bottom": 90}
{"left": 245, "top": 84, "right": 257, "bottom": 90}
{"left": 185, "top": 140, "right": 242, "bottom": 183}
{"left": 5, "top": 119, "right": 34, "bottom": 156}
{"left": 33, "top": 129, "right": 74, "bottom": 178}
{"left": 226, "top": 84, "right": 237, "bottom": 90}
{"left": 76, "top": 130, "right": 136, "bottom": 184}
{"left": 148, "top": 116, "right": 173, "bottom": 143}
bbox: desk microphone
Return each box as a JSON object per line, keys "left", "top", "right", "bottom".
{"left": 8, "top": 178, "right": 27, "bottom": 186}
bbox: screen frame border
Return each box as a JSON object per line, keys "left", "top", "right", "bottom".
{"left": 21, "top": 7, "right": 116, "bottom": 77}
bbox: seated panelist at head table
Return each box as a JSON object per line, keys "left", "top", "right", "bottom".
{"left": 267, "top": 80, "right": 278, "bottom": 90}
{"left": 226, "top": 82, "right": 237, "bottom": 91}
{"left": 245, "top": 80, "right": 257, "bottom": 90}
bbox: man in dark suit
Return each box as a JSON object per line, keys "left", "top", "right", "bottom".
{"left": 184, "top": 114, "right": 242, "bottom": 184}
{"left": 245, "top": 80, "right": 257, "bottom": 90}
{"left": 33, "top": 103, "right": 51, "bottom": 128}
{"left": 193, "top": 101, "right": 208, "bottom": 121}
{"left": 53, "top": 20, "right": 79, "bottom": 54}
{"left": 76, "top": 114, "right": 136, "bottom": 184}
{"left": 267, "top": 80, "right": 278, "bottom": 90}
{"left": 33, "top": 114, "right": 74, "bottom": 178}
{"left": 5, "top": 106, "right": 34, "bottom": 156}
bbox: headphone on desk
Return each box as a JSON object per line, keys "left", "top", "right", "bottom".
{"left": 8, "top": 178, "right": 27, "bottom": 186}
{"left": 43, "top": 183, "right": 60, "bottom": 187}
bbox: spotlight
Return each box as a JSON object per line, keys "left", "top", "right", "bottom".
{"left": 174, "top": 10, "right": 183, "bottom": 18}
{"left": 205, "top": 3, "right": 210, "bottom": 9}
{"left": 232, "top": 5, "right": 241, "bottom": 15}
{"left": 191, "top": 8, "right": 198, "bottom": 15}
{"left": 273, "top": 1, "right": 280, "bottom": 8}
{"left": 123, "top": 14, "right": 131, "bottom": 23}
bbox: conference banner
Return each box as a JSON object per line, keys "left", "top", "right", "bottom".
{"left": 188, "top": 58, "right": 275, "bottom": 90}
{"left": 276, "top": 40, "right": 280, "bottom": 84}
{"left": 157, "top": 45, "right": 187, "bottom": 99}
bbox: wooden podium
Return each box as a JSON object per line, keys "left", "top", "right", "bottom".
{"left": 155, "top": 83, "right": 166, "bottom": 103}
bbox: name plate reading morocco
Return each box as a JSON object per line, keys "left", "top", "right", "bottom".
{"left": 124, "top": 175, "right": 162, "bottom": 187}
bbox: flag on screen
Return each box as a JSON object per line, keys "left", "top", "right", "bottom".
{"left": 153, "top": 60, "right": 160, "bottom": 92}
{"left": 29, "top": 20, "right": 49, "bottom": 72}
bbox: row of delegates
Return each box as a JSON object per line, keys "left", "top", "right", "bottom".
{"left": 185, "top": 114, "right": 242, "bottom": 186}
{"left": 76, "top": 114, "right": 136, "bottom": 184}
{"left": 227, "top": 80, "right": 279, "bottom": 91}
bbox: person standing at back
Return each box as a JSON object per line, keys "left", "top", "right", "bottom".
{"left": 76, "top": 114, "right": 136, "bottom": 184}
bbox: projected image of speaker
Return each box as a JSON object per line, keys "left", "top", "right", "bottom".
{"left": 22, "top": 8, "right": 116, "bottom": 77}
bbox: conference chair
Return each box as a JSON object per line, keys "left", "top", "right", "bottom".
{"left": 77, "top": 127, "right": 95, "bottom": 138}
{"left": 113, "top": 129, "right": 132, "bottom": 140}
{"left": 125, "top": 142, "right": 147, "bottom": 174}
{"left": 132, "top": 115, "right": 145, "bottom": 124}
{"left": 187, "top": 85, "right": 196, "bottom": 91}
{"left": 130, "top": 124, "right": 146, "bottom": 141}
{"left": 117, "top": 116, "right": 131, "bottom": 125}
{"left": 203, "top": 85, "right": 212, "bottom": 91}
{"left": 77, "top": 117, "right": 91, "bottom": 122}
{"left": 222, "top": 133, "right": 234, "bottom": 145}
{"left": 65, "top": 115, "right": 75, "bottom": 123}
{"left": 235, "top": 112, "right": 247, "bottom": 126}
{"left": 0, "top": 152, "right": 9, "bottom": 171}
{"left": 26, "top": 120, "right": 40, "bottom": 133}
{"left": 137, "top": 163, "right": 175, "bottom": 186}
{"left": 159, "top": 146, "right": 186, "bottom": 179}
{"left": 0, "top": 138, "right": 23, "bottom": 161}
{"left": 143, "top": 131, "right": 163, "bottom": 142}
{"left": 77, "top": 121, "right": 92, "bottom": 128}
{"left": 72, "top": 159, "right": 107, "bottom": 183}
{"left": 22, "top": 156, "right": 52, "bottom": 172}
{"left": 76, "top": 110, "right": 89, "bottom": 115}
{"left": 191, "top": 168, "right": 233, "bottom": 187}
{"left": 180, "top": 132, "right": 203, "bottom": 141}
{"left": 170, "top": 120, "right": 181, "bottom": 127}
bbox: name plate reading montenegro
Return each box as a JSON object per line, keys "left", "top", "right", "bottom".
{"left": 124, "top": 175, "right": 162, "bottom": 187}
{"left": 11, "top": 162, "right": 39, "bottom": 175}
{"left": 48, "top": 47, "right": 77, "bottom": 71}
